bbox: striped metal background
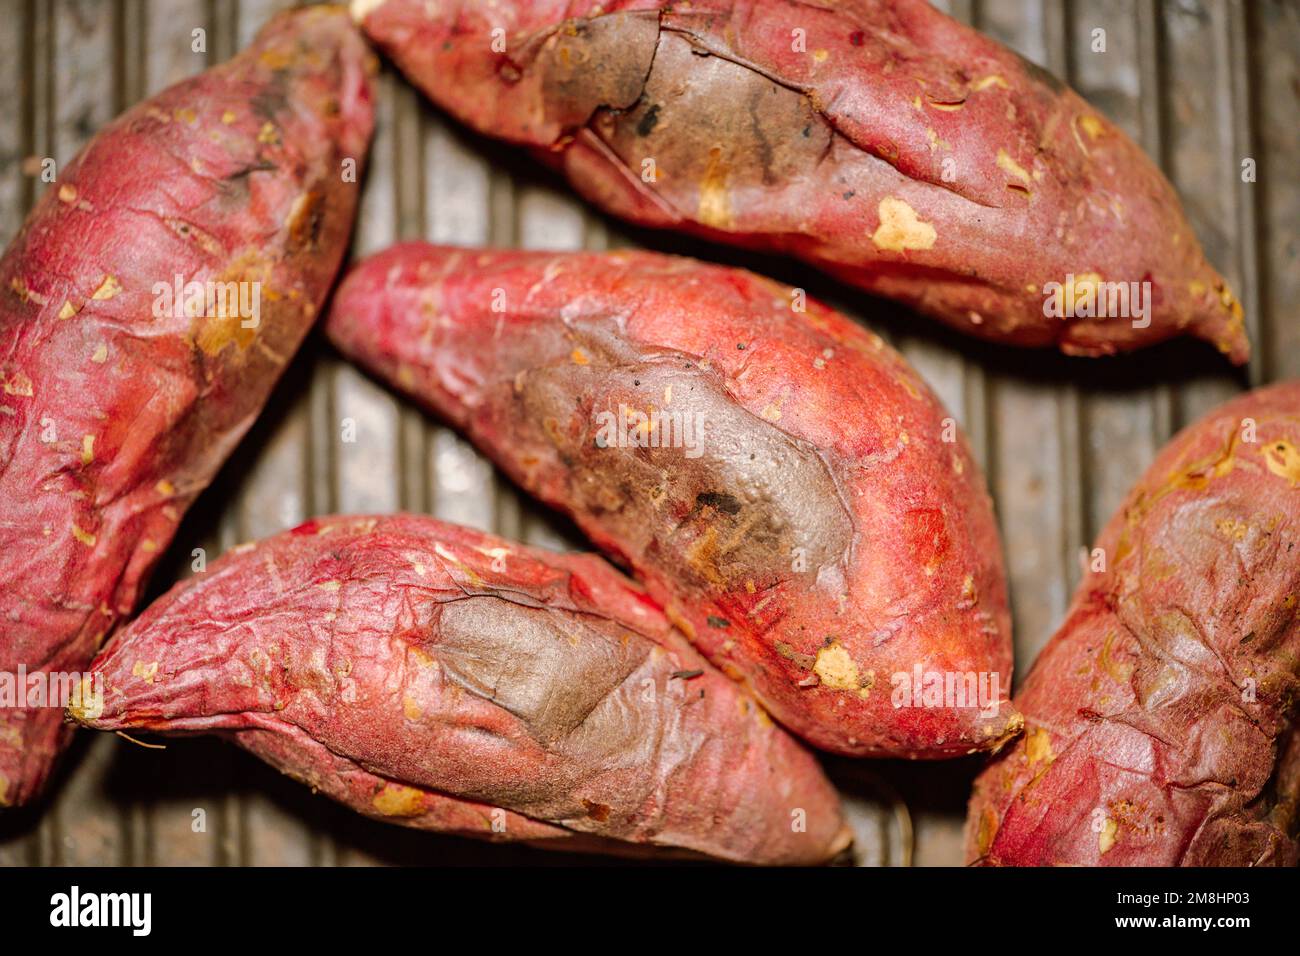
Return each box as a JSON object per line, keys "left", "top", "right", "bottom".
{"left": 0, "top": 0, "right": 1295, "bottom": 866}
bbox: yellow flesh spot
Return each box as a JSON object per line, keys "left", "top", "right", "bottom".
{"left": 371, "top": 783, "right": 427, "bottom": 817}
{"left": 1098, "top": 817, "right": 1118, "bottom": 854}
{"left": 350, "top": 0, "right": 386, "bottom": 21}
{"left": 1264, "top": 438, "right": 1300, "bottom": 485}
{"left": 871, "top": 197, "right": 937, "bottom": 252}
{"left": 1099, "top": 631, "right": 1132, "bottom": 683}
{"left": 91, "top": 275, "right": 121, "bottom": 301}
{"left": 1068, "top": 272, "right": 1104, "bottom": 310}
{"left": 996, "top": 148, "right": 1032, "bottom": 185}
{"left": 1025, "top": 726, "right": 1054, "bottom": 769}
{"left": 132, "top": 660, "right": 159, "bottom": 684}
{"left": 976, "top": 807, "right": 998, "bottom": 855}
{"left": 697, "top": 146, "right": 733, "bottom": 229}
{"left": 814, "top": 642, "right": 865, "bottom": 696}
{"left": 2, "top": 370, "right": 33, "bottom": 396}
{"left": 1215, "top": 518, "right": 1247, "bottom": 540}
{"left": 68, "top": 676, "right": 103, "bottom": 721}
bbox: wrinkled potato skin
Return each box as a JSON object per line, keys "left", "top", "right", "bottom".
{"left": 73, "top": 515, "right": 851, "bottom": 866}
{"left": 0, "top": 7, "right": 374, "bottom": 806}
{"left": 355, "top": 0, "right": 1246, "bottom": 362}
{"left": 967, "top": 383, "right": 1300, "bottom": 866}
{"left": 326, "top": 244, "right": 1018, "bottom": 758}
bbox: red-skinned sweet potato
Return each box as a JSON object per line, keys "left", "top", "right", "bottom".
{"left": 353, "top": 0, "right": 1247, "bottom": 362}
{"left": 325, "top": 243, "right": 1019, "bottom": 758}
{"left": 966, "top": 382, "right": 1300, "bottom": 866}
{"left": 0, "top": 6, "right": 374, "bottom": 807}
{"left": 70, "top": 514, "right": 852, "bottom": 865}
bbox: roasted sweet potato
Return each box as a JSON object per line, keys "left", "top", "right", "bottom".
{"left": 70, "top": 515, "right": 851, "bottom": 865}
{"left": 966, "top": 382, "right": 1300, "bottom": 866}
{"left": 353, "top": 0, "right": 1247, "bottom": 362}
{"left": 325, "top": 243, "right": 1018, "bottom": 758}
{"left": 0, "top": 6, "right": 374, "bottom": 807}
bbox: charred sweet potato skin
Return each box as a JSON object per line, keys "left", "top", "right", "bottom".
{"left": 966, "top": 383, "right": 1300, "bottom": 866}
{"left": 0, "top": 7, "right": 374, "bottom": 807}
{"left": 355, "top": 0, "right": 1246, "bottom": 361}
{"left": 326, "top": 243, "right": 1018, "bottom": 758}
{"left": 73, "top": 515, "right": 850, "bottom": 865}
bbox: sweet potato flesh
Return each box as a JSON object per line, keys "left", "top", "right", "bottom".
{"left": 326, "top": 244, "right": 1019, "bottom": 758}
{"left": 966, "top": 383, "right": 1300, "bottom": 866}
{"left": 72, "top": 515, "right": 851, "bottom": 865}
{"left": 0, "top": 7, "right": 373, "bottom": 806}
{"left": 355, "top": 0, "right": 1247, "bottom": 361}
